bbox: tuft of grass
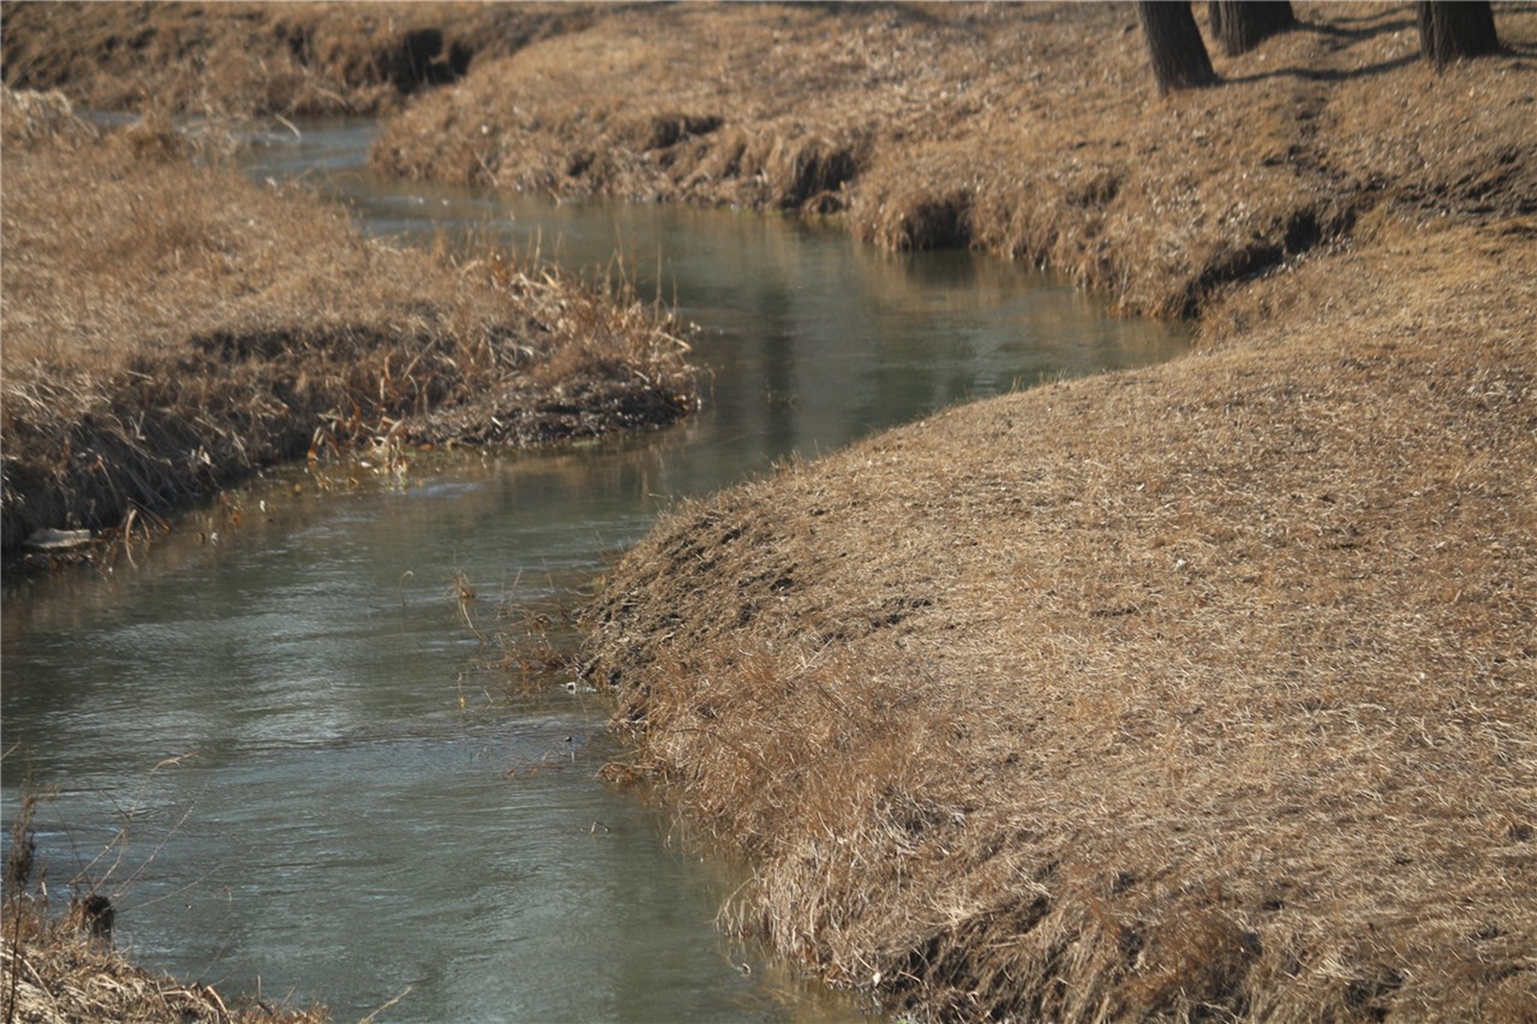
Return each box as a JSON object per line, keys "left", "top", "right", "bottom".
{"left": 3, "top": 896, "right": 328, "bottom": 1024}
{"left": 1, "top": 88, "right": 697, "bottom": 558}
{"left": 2, "top": 766, "right": 328, "bottom": 1024}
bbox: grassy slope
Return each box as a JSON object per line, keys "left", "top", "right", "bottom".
{"left": 586, "top": 213, "right": 1535, "bottom": 1020}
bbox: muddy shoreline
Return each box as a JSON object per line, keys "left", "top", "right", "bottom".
{"left": 5, "top": 2, "right": 1536, "bottom": 1020}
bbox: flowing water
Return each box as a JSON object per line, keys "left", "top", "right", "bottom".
{"left": 1, "top": 120, "right": 1188, "bottom": 1022}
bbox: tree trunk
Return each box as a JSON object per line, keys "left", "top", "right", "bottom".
{"left": 1207, "top": 1, "right": 1296, "bottom": 57}
{"left": 1417, "top": 1, "right": 1500, "bottom": 69}
{"left": 1136, "top": 2, "right": 1218, "bottom": 92}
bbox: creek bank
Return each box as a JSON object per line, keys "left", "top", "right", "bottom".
{"left": 553, "top": 3, "right": 1537, "bottom": 1021}
{"left": 584, "top": 213, "right": 1536, "bottom": 1019}
{"left": 0, "top": 89, "right": 696, "bottom": 562}
{"left": 372, "top": 2, "right": 1536, "bottom": 317}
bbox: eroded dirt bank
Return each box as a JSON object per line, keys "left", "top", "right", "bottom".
{"left": 1, "top": 90, "right": 695, "bottom": 559}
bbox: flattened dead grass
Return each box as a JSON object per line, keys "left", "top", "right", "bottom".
{"left": 1, "top": 89, "right": 695, "bottom": 555}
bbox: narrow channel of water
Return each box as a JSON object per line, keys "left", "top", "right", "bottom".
{"left": 2, "top": 120, "right": 1188, "bottom": 1022}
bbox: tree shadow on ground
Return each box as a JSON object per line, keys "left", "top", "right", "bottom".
{"left": 1223, "top": 52, "right": 1418, "bottom": 86}
{"left": 1302, "top": 12, "right": 1416, "bottom": 41}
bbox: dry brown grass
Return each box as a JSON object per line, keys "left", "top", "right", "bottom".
{"left": 9, "top": 3, "right": 1536, "bottom": 1020}
{"left": 374, "top": 2, "right": 1537, "bottom": 318}
{"left": 0, "top": 1, "right": 593, "bottom": 117}
{"left": 560, "top": 4, "right": 1537, "bottom": 1021}
{"left": 1, "top": 88, "right": 696, "bottom": 555}
{"left": 587, "top": 212, "right": 1537, "bottom": 1020}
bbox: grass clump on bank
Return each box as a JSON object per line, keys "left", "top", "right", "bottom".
{"left": 1, "top": 87, "right": 696, "bottom": 558}
{"left": 3, "top": 791, "right": 325, "bottom": 1024}
{"left": 3, "top": 897, "right": 325, "bottom": 1024}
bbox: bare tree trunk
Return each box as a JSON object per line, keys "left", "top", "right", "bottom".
{"left": 1417, "top": 1, "right": 1500, "bottom": 69}
{"left": 1136, "top": 2, "right": 1217, "bottom": 93}
{"left": 1207, "top": 1, "right": 1296, "bottom": 57}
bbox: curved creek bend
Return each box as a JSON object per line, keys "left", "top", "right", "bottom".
{"left": 1, "top": 121, "right": 1188, "bottom": 1022}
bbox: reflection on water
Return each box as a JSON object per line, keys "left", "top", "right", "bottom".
{"left": 2, "top": 120, "right": 1187, "bottom": 1022}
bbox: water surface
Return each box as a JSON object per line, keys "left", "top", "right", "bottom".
{"left": 2, "top": 120, "right": 1187, "bottom": 1022}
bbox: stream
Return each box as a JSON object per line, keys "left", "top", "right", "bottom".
{"left": 1, "top": 119, "right": 1188, "bottom": 1022}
